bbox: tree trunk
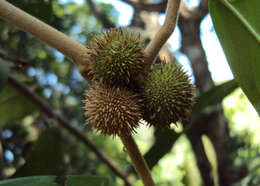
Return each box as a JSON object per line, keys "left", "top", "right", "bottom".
{"left": 179, "top": 13, "right": 233, "bottom": 186}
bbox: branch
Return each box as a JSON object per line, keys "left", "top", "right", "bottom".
{"left": 0, "top": 51, "right": 29, "bottom": 71}
{"left": 194, "top": 0, "right": 209, "bottom": 20}
{"left": 121, "top": 0, "right": 208, "bottom": 20}
{"left": 0, "top": 1, "right": 92, "bottom": 82}
{"left": 143, "top": 0, "right": 181, "bottom": 71}
{"left": 120, "top": 0, "right": 167, "bottom": 13}
{"left": 180, "top": 0, "right": 208, "bottom": 21}
{"left": 7, "top": 75, "right": 132, "bottom": 186}
{"left": 85, "top": 0, "right": 115, "bottom": 29}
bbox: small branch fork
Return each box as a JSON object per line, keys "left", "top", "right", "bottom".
{"left": 0, "top": 0, "right": 181, "bottom": 185}
{"left": 143, "top": 0, "right": 181, "bottom": 71}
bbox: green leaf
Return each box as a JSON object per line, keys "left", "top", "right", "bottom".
{"left": 0, "top": 176, "right": 58, "bottom": 186}
{"left": 0, "top": 59, "right": 10, "bottom": 91}
{"left": 0, "top": 175, "right": 109, "bottom": 186}
{"left": 0, "top": 85, "right": 36, "bottom": 126}
{"left": 144, "top": 128, "right": 180, "bottom": 169}
{"left": 66, "top": 175, "right": 109, "bottom": 186}
{"left": 220, "top": 0, "right": 260, "bottom": 42}
{"left": 7, "top": 0, "right": 53, "bottom": 24}
{"left": 14, "top": 129, "right": 64, "bottom": 177}
{"left": 209, "top": 0, "right": 260, "bottom": 115}
{"left": 193, "top": 79, "right": 238, "bottom": 112}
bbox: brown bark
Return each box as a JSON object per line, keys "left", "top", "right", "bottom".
{"left": 178, "top": 9, "right": 238, "bottom": 186}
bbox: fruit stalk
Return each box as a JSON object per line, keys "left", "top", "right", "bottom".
{"left": 119, "top": 132, "right": 155, "bottom": 186}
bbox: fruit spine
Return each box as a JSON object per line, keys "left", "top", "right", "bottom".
{"left": 142, "top": 62, "right": 195, "bottom": 127}
{"left": 86, "top": 28, "right": 144, "bottom": 86}
{"left": 83, "top": 85, "right": 142, "bottom": 136}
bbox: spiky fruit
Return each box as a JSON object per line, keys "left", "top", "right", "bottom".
{"left": 86, "top": 28, "right": 144, "bottom": 86}
{"left": 142, "top": 63, "right": 195, "bottom": 127}
{"left": 83, "top": 85, "right": 142, "bottom": 136}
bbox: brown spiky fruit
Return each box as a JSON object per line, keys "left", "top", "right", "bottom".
{"left": 83, "top": 85, "right": 142, "bottom": 136}
{"left": 86, "top": 28, "right": 144, "bottom": 86}
{"left": 142, "top": 63, "right": 195, "bottom": 127}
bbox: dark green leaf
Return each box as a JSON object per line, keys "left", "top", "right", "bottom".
{"left": 67, "top": 175, "right": 110, "bottom": 186}
{"left": 193, "top": 79, "right": 238, "bottom": 112}
{"left": 0, "top": 175, "right": 110, "bottom": 186}
{"left": 7, "top": 0, "right": 53, "bottom": 24}
{"left": 14, "top": 129, "right": 64, "bottom": 177}
{"left": 0, "top": 59, "right": 10, "bottom": 91}
{"left": 0, "top": 85, "right": 36, "bottom": 126}
{"left": 144, "top": 128, "right": 180, "bottom": 169}
{"left": 0, "top": 176, "right": 58, "bottom": 186}
{"left": 209, "top": 0, "right": 260, "bottom": 115}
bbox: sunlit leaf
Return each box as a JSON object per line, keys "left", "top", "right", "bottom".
{"left": 209, "top": 0, "right": 260, "bottom": 115}
{"left": 201, "top": 135, "right": 219, "bottom": 186}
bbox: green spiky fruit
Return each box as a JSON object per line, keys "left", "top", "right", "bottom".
{"left": 142, "top": 63, "right": 195, "bottom": 127}
{"left": 86, "top": 28, "right": 144, "bottom": 86}
{"left": 83, "top": 85, "right": 142, "bottom": 136}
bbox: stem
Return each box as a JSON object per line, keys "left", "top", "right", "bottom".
{"left": 0, "top": 0, "right": 92, "bottom": 82}
{"left": 8, "top": 75, "right": 132, "bottom": 186}
{"left": 144, "top": 0, "right": 181, "bottom": 70}
{"left": 119, "top": 132, "right": 155, "bottom": 186}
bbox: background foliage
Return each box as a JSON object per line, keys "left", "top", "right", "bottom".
{"left": 0, "top": 0, "right": 259, "bottom": 185}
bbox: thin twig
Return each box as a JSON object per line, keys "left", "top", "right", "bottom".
{"left": 0, "top": 0, "right": 92, "bottom": 82}
{"left": 120, "top": 0, "right": 167, "bottom": 13}
{"left": 0, "top": 52, "right": 27, "bottom": 66}
{"left": 86, "top": 0, "right": 115, "bottom": 29}
{"left": 119, "top": 132, "right": 155, "bottom": 186}
{"left": 143, "top": 0, "right": 181, "bottom": 71}
{"left": 0, "top": 51, "right": 29, "bottom": 71}
{"left": 7, "top": 75, "right": 132, "bottom": 186}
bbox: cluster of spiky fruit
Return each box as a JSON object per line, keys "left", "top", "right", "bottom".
{"left": 142, "top": 62, "right": 195, "bottom": 127}
{"left": 84, "top": 28, "right": 144, "bottom": 136}
{"left": 83, "top": 27, "right": 195, "bottom": 136}
{"left": 84, "top": 85, "right": 142, "bottom": 136}
{"left": 86, "top": 27, "right": 144, "bottom": 86}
